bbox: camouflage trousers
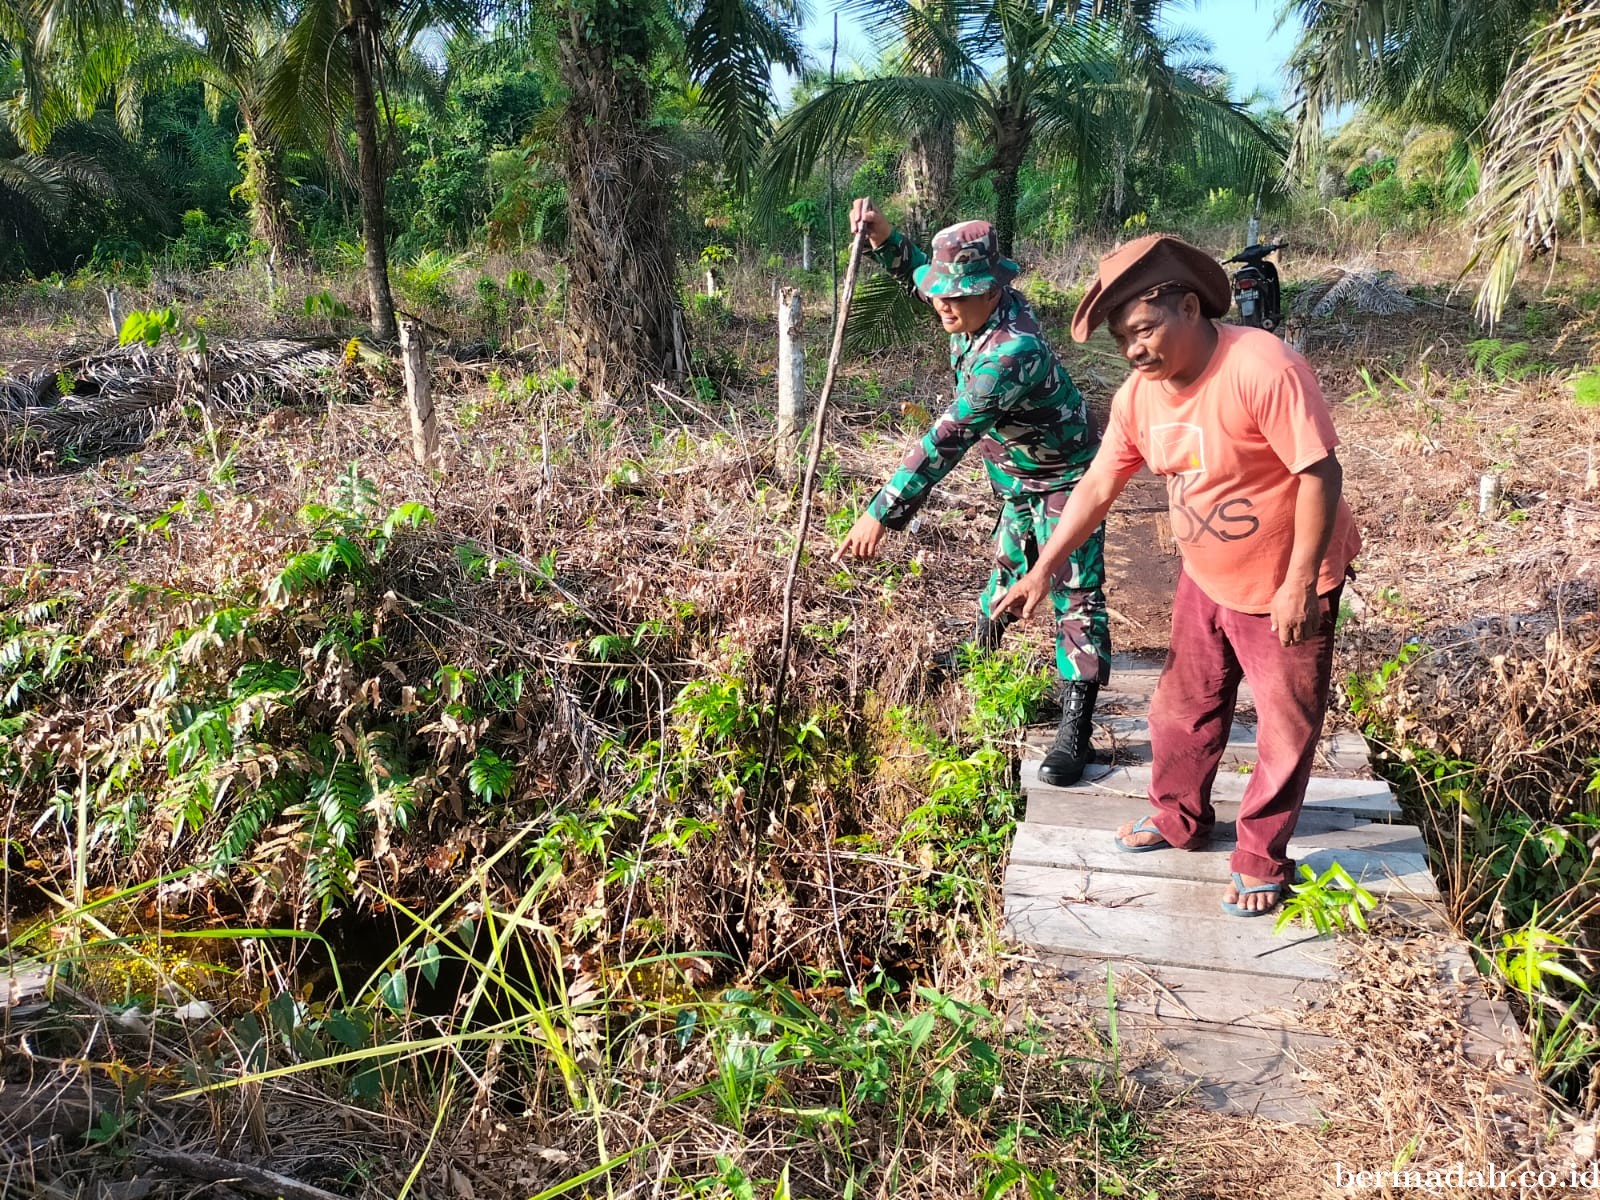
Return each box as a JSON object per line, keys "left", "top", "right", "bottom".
{"left": 977, "top": 490, "right": 1111, "bottom": 684}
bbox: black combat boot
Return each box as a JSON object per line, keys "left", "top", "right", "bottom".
{"left": 932, "top": 612, "right": 1011, "bottom": 679}
{"left": 971, "top": 612, "right": 1009, "bottom": 652}
{"left": 1037, "top": 681, "right": 1099, "bottom": 786}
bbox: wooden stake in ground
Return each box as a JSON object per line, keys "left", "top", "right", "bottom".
{"left": 1478, "top": 472, "right": 1502, "bottom": 516}
{"left": 399, "top": 319, "right": 438, "bottom": 468}
{"left": 776, "top": 287, "right": 805, "bottom": 479}
{"left": 761, "top": 229, "right": 866, "bottom": 790}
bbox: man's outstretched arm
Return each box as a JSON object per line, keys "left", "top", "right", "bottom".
{"left": 992, "top": 456, "right": 1130, "bottom": 616}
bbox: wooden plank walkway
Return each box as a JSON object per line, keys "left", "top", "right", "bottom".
{"left": 1001, "top": 655, "right": 1531, "bottom": 1122}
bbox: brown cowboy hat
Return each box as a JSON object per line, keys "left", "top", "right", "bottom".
{"left": 1070, "top": 233, "right": 1231, "bottom": 343}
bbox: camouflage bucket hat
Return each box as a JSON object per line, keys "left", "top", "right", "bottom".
{"left": 913, "top": 220, "right": 1020, "bottom": 299}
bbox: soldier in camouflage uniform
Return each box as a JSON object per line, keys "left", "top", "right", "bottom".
{"left": 834, "top": 197, "right": 1110, "bottom": 785}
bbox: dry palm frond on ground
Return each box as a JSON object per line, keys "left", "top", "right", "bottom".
{"left": 0, "top": 336, "right": 351, "bottom": 466}
{"left": 1297, "top": 262, "right": 1419, "bottom": 317}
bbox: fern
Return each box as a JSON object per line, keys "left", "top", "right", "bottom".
{"left": 303, "top": 828, "right": 356, "bottom": 920}
{"left": 165, "top": 703, "right": 234, "bottom": 775}
{"left": 21, "top": 597, "right": 67, "bottom": 625}
{"left": 269, "top": 536, "right": 370, "bottom": 603}
{"left": 359, "top": 730, "right": 419, "bottom": 831}
{"left": 313, "top": 760, "right": 369, "bottom": 849}
{"left": 378, "top": 501, "right": 434, "bottom": 539}
{"left": 2, "top": 671, "right": 40, "bottom": 710}
{"left": 1467, "top": 337, "right": 1539, "bottom": 382}
{"left": 333, "top": 464, "right": 381, "bottom": 519}
{"left": 467, "top": 748, "right": 514, "bottom": 803}
{"left": 168, "top": 606, "right": 257, "bottom": 665}
{"left": 212, "top": 773, "right": 304, "bottom": 869}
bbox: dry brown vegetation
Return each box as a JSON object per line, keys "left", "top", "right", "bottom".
{"left": 1, "top": 223, "right": 1598, "bottom": 1196}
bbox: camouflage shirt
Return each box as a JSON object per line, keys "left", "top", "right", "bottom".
{"left": 864, "top": 231, "right": 1099, "bottom": 530}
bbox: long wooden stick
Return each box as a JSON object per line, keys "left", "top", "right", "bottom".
{"left": 759, "top": 227, "right": 867, "bottom": 795}
{"left": 141, "top": 1147, "right": 348, "bottom": 1200}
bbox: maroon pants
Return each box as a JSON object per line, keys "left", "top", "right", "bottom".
{"left": 1144, "top": 570, "right": 1342, "bottom": 884}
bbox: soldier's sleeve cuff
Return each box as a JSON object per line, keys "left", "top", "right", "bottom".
{"left": 867, "top": 231, "right": 907, "bottom": 263}
{"left": 868, "top": 490, "right": 920, "bottom": 531}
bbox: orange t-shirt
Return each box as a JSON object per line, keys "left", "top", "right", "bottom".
{"left": 1098, "top": 324, "right": 1361, "bottom": 614}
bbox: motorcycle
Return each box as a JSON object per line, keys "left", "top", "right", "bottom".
{"left": 1223, "top": 241, "right": 1286, "bottom": 332}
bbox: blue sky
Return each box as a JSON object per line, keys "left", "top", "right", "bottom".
{"left": 785, "top": 0, "right": 1301, "bottom": 107}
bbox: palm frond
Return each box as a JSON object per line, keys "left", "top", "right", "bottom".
{"left": 1283, "top": 0, "right": 1544, "bottom": 171}
{"left": 260, "top": 0, "right": 346, "bottom": 148}
{"left": 1470, "top": 6, "right": 1600, "bottom": 325}
{"left": 844, "top": 0, "right": 987, "bottom": 86}
{"left": 684, "top": 0, "right": 803, "bottom": 192}
{"left": 390, "top": 0, "right": 483, "bottom": 51}
{"left": 842, "top": 268, "right": 930, "bottom": 355}
{"left": 762, "top": 73, "right": 985, "bottom": 202}
{"left": 0, "top": 150, "right": 66, "bottom": 214}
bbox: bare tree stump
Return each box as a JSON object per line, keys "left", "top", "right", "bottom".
{"left": 104, "top": 287, "right": 122, "bottom": 339}
{"left": 399, "top": 320, "right": 438, "bottom": 468}
{"left": 801, "top": 229, "right": 813, "bottom": 272}
{"left": 776, "top": 288, "right": 805, "bottom": 479}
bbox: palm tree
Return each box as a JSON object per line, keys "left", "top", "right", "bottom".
{"left": 546, "top": 0, "right": 804, "bottom": 397}
{"left": 893, "top": 0, "right": 959, "bottom": 242}
{"left": 1284, "top": 0, "right": 1600, "bottom": 322}
{"left": 0, "top": 1, "right": 140, "bottom": 271}
{"left": 1281, "top": 0, "right": 1550, "bottom": 170}
{"left": 1470, "top": 6, "right": 1600, "bottom": 323}
{"left": 181, "top": 2, "right": 307, "bottom": 263}
{"left": 264, "top": 0, "right": 479, "bottom": 341}
{"left": 13, "top": 0, "right": 312, "bottom": 266}
{"left": 765, "top": 0, "right": 1280, "bottom": 256}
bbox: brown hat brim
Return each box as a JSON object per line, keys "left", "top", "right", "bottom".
{"left": 1070, "top": 234, "right": 1231, "bottom": 342}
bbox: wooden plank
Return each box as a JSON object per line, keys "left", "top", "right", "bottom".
{"left": 1003, "top": 867, "right": 1341, "bottom": 980}
{"left": 1429, "top": 942, "right": 1539, "bottom": 1083}
{"left": 1316, "top": 731, "right": 1376, "bottom": 776}
{"left": 1009, "top": 954, "right": 1326, "bottom": 1030}
{"left": 1009, "top": 821, "right": 1441, "bottom": 900}
{"left": 2, "top": 965, "right": 51, "bottom": 1012}
{"left": 1023, "top": 717, "right": 1260, "bottom": 769}
{"left": 1022, "top": 792, "right": 1361, "bottom": 836}
{"left": 1123, "top": 1021, "right": 1333, "bottom": 1122}
{"left": 1021, "top": 761, "right": 1402, "bottom": 821}
{"left": 1097, "top": 656, "right": 1257, "bottom": 711}
{"left": 1100, "top": 714, "right": 1257, "bottom": 746}
{"left": 1030, "top": 719, "right": 1374, "bottom": 777}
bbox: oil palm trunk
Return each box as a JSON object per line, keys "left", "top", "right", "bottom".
{"left": 556, "top": 0, "right": 684, "bottom": 398}
{"left": 348, "top": 1, "right": 398, "bottom": 342}
{"left": 904, "top": 118, "right": 955, "bottom": 242}
{"left": 240, "top": 110, "right": 306, "bottom": 266}
{"left": 990, "top": 105, "right": 1033, "bottom": 258}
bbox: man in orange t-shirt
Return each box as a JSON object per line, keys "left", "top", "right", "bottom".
{"left": 996, "top": 233, "right": 1360, "bottom": 917}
